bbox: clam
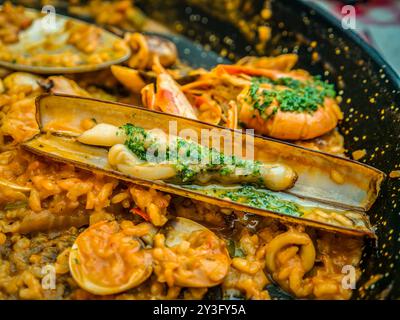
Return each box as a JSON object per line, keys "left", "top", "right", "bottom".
{"left": 69, "top": 220, "right": 153, "bottom": 295}
{"left": 0, "top": 7, "right": 131, "bottom": 74}
{"left": 164, "top": 217, "right": 217, "bottom": 247}
{"left": 153, "top": 217, "right": 231, "bottom": 287}
{"left": 22, "top": 94, "right": 385, "bottom": 237}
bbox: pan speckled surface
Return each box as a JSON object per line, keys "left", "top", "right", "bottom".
{"left": 136, "top": 0, "right": 400, "bottom": 299}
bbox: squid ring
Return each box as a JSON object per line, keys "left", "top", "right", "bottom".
{"left": 265, "top": 231, "right": 316, "bottom": 274}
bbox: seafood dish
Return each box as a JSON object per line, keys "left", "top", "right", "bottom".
{"left": 0, "top": 0, "right": 399, "bottom": 300}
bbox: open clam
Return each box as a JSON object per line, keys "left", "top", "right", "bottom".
{"left": 153, "top": 217, "right": 231, "bottom": 288}
{"left": 0, "top": 6, "right": 131, "bottom": 74}
{"left": 69, "top": 220, "right": 154, "bottom": 295}
{"left": 22, "top": 94, "right": 385, "bottom": 237}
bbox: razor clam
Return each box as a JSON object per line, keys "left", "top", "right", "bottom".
{"left": 22, "top": 94, "right": 385, "bottom": 237}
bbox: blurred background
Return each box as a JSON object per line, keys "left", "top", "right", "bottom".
{"left": 312, "top": 0, "right": 400, "bottom": 74}
{"left": 3, "top": 0, "right": 400, "bottom": 74}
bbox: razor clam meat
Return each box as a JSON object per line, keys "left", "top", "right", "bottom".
{"left": 78, "top": 123, "right": 297, "bottom": 191}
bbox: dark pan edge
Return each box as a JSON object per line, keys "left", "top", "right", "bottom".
{"left": 297, "top": 0, "right": 400, "bottom": 88}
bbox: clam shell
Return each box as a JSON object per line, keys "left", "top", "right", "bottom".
{"left": 164, "top": 217, "right": 211, "bottom": 248}
{"left": 68, "top": 221, "right": 153, "bottom": 295}
{"left": 158, "top": 217, "right": 231, "bottom": 287}
{"left": 0, "top": 7, "right": 131, "bottom": 74}
{"left": 22, "top": 94, "right": 386, "bottom": 237}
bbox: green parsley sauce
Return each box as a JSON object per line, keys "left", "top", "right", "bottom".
{"left": 187, "top": 184, "right": 302, "bottom": 217}
{"left": 221, "top": 185, "right": 301, "bottom": 216}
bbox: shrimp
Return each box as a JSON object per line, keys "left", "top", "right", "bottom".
{"left": 141, "top": 60, "right": 198, "bottom": 120}
{"left": 181, "top": 61, "right": 314, "bottom": 132}
{"left": 224, "top": 65, "right": 343, "bottom": 140}
{"left": 238, "top": 87, "right": 343, "bottom": 140}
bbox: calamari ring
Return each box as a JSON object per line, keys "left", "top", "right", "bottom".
{"left": 265, "top": 230, "right": 316, "bottom": 274}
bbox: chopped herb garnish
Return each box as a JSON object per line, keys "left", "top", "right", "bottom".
{"left": 220, "top": 185, "right": 302, "bottom": 217}
{"left": 247, "top": 75, "right": 337, "bottom": 117}
{"left": 121, "top": 123, "right": 148, "bottom": 161}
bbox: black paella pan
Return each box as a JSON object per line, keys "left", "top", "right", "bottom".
{"left": 134, "top": 0, "right": 400, "bottom": 300}
{"left": 7, "top": 0, "right": 399, "bottom": 299}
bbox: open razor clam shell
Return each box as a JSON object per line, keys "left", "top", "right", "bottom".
{"left": 0, "top": 7, "right": 131, "bottom": 74}
{"left": 22, "top": 94, "right": 385, "bottom": 237}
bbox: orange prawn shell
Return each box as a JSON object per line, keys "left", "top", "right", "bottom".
{"left": 239, "top": 94, "right": 343, "bottom": 141}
